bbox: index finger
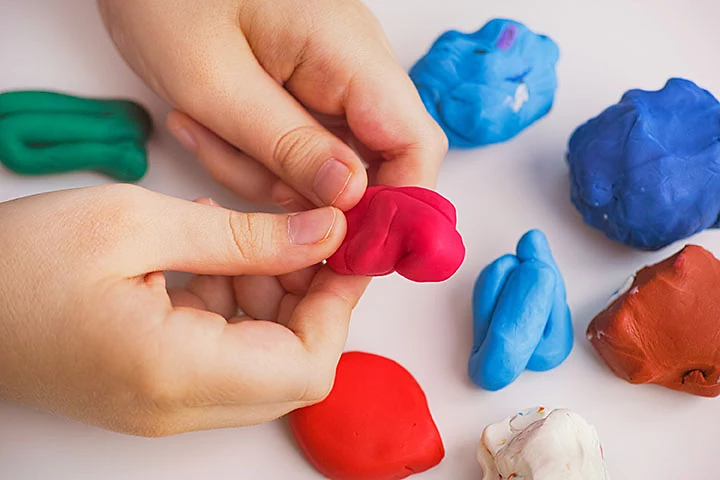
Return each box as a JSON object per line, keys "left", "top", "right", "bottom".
{"left": 343, "top": 64, "right": 449, "bottom": 188}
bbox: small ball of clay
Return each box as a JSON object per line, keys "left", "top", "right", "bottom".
{"left": 410, "top": 18, "right": 559, "bottom": 148}
{"left": 0, "top": 90, "right": 152, "bottom": 182}
{"left": 588, "top": 244, "right": 720, "bottom": 397}
{"left": 568, "top": 78, "right": 720, "bottom": 250}
{"left": 288, "top": 352, "right": 445, "bottom": 480}
{"left": 326, "top": 185, "right": 465, "bottom": 282}
{"left": 478, "top": 407, "right": 611, "bottom": 480}
{"left": 469, "top": 230, "right": 573, "bottom": 391}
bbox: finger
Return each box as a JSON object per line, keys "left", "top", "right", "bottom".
{"left": 273, "top": 182, "right": 316, "bottom": 213}
{"left": 220, "top": 271, "right": 369, "bottom": 402}
{"left": 155, "top": 308, "right": 314, "bottom": 405}
{"left": 233, "top": 275, "right": 285, "bottom": 321}
{"left": 232, "top": 263, "right": 320, "bottom": 319}
{"left": 186, "top": 275, "right": 238, "bottom": 319}
{"left": 151, "top": 272, "right": 369, "bottom": 411}
{"left": 277, "top": 294, "right": 302, "bottom": 327}
{"left": 343, "top": 67, "right": 449, "bottom": 188}
{"left": 278, "top": 4, "right": 448, "bottom": 188}
{"left": 278, "top": 265, "right": 322, "bottom": 295}
{"left": 227, "top": 315, "right": 253, "bottom": 325}
{"left": 167, "top": 111, "right": 312, "bottom": 210}
{"left": 187, "top": 198, "right": 280, "bottom": 320}
{"left": 314, "top": 118, "right": 385, "bottom": 182}
{"left": 93, "top": 186, "right": 346, "bottom": 277}
{"left": 286, "top": 268, "right": 370, "bottom": 360}
{"left": 167, "top": 288, "right": 207, "bottom": 311}
{"left": 172, "top": 44, "right": 367, "bottom": 211}
{"left": 169, "top": 276, "right": 239, "bottom": 318}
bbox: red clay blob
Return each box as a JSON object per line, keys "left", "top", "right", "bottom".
{"left": 326, "top": 185, "right": 465, "bottom": 282}
{"left": 288, "top": 352, "right": 445, "bottom": 480}
{"left": 587, "top": 245, "right": 720, "bottom": 397}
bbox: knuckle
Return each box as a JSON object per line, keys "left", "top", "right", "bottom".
{"left": 246, "top": 8, "right": 315, "bottom": 82}
{"left": 272, "top": 125, "right": 328, "bottom": 177}
{"left": 228, "top": 211, "right": 273, "bottom": 264}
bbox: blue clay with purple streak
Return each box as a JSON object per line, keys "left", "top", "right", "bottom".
{"left": 568, "top": 78, "right": 720, "bottom": 251}
{"left": 410, "top": 19, "right": 559, "bottom": 148}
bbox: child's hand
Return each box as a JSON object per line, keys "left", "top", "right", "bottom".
{"left": 98, "top": 0, "right": 448, "bottom": 211}
{"left": 0, "top": 184, "right": 367, "bottom": 436}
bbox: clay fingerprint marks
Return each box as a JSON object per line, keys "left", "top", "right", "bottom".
{"left": 478, "top": 407, "right": 610, "bottom": 480}
{"left": 469, "top": 230, "right": 573, "bottom": 391}
{"left": 587, "top": 245, "right": 720, "bottom": 397}
{"left": 567, "top": 78, "right": 720, "bottom": 250}
{"left": 409, "top": 18, "right": 559, "bottom": 148}
{"left": 0, "top": 90, "right": 152, "bottom": 181}
{"left": 288, "top": 352, "right": 444, "bottom": 480}
{"left": 326, "top": 186, "right": 466, "bottom": 283}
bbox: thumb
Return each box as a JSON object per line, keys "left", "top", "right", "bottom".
{"left": 99, "top": 186, "right": 345, "bottom": 277}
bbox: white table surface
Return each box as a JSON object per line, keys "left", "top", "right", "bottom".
{"left": 2, "top": 1, "right": 719, "bottom": 478}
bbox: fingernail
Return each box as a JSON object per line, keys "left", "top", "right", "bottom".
{"left": 313, "top": 158, "right": 352, "bottom": 206}
{"left": 170, "top": 126, "right": 198, "bottom": 153}
{"left": 288, "top": 207, "right": 337, "bottom": 245}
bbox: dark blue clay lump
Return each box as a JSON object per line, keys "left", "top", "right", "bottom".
{"left": 568, "top": 78, "right": 720, "bottom": 250}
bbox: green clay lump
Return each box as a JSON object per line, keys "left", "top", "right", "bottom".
{"left": 0, "top": 91, "right": 153, "bottom": 182}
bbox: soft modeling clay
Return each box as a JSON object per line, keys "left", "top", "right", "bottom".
{"left": 0, "top": 90, "right": 152, "bottom": 181}
{"left": 478, "top": 406, "right": 610, "bottom": 480}
{"left": 568, "top": 78, "right": 720, "bottom": 250}
{"left": 410, "top": 18, "right": 559, "bottom": 148}
{"left": 326, "top": 185, "right": 465, "bottom": 282}
{"left": 588, "top": 245, "right": 720, "bottom": 397}
{"left": 469, "top": 230, "right": 572, "bottom": 391}
{"left": 288, "top": 352, "right": 444, "bottom": 480}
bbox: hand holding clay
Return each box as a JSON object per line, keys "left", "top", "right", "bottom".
{"left": 0, "top": 91, "right": 152, "bottom": 181}
{"left": 478, "top": 407, "right": 610, "bottom": 480}
{"left": 469, "top": 230, "right": 572, "bottom": 390}
{"left": 99, "top": 0, "right": 447, "bottom": 211}
{"left": 410, "top": 19, "right": 559, "bottom": 148}
{"left": 588, "top": 245, "right": 720, "bottom": 397}
{"left": 0, "top": 185, "right": 368, "bottom": 435}
{"left": 289, "top": 352, "right": 445, "bottom": 480}
{"left": 568, "top": 78, "right": 720, "bottom": 250}
{"left": 326, "top": 185, "right": 466, "bottom": 282}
